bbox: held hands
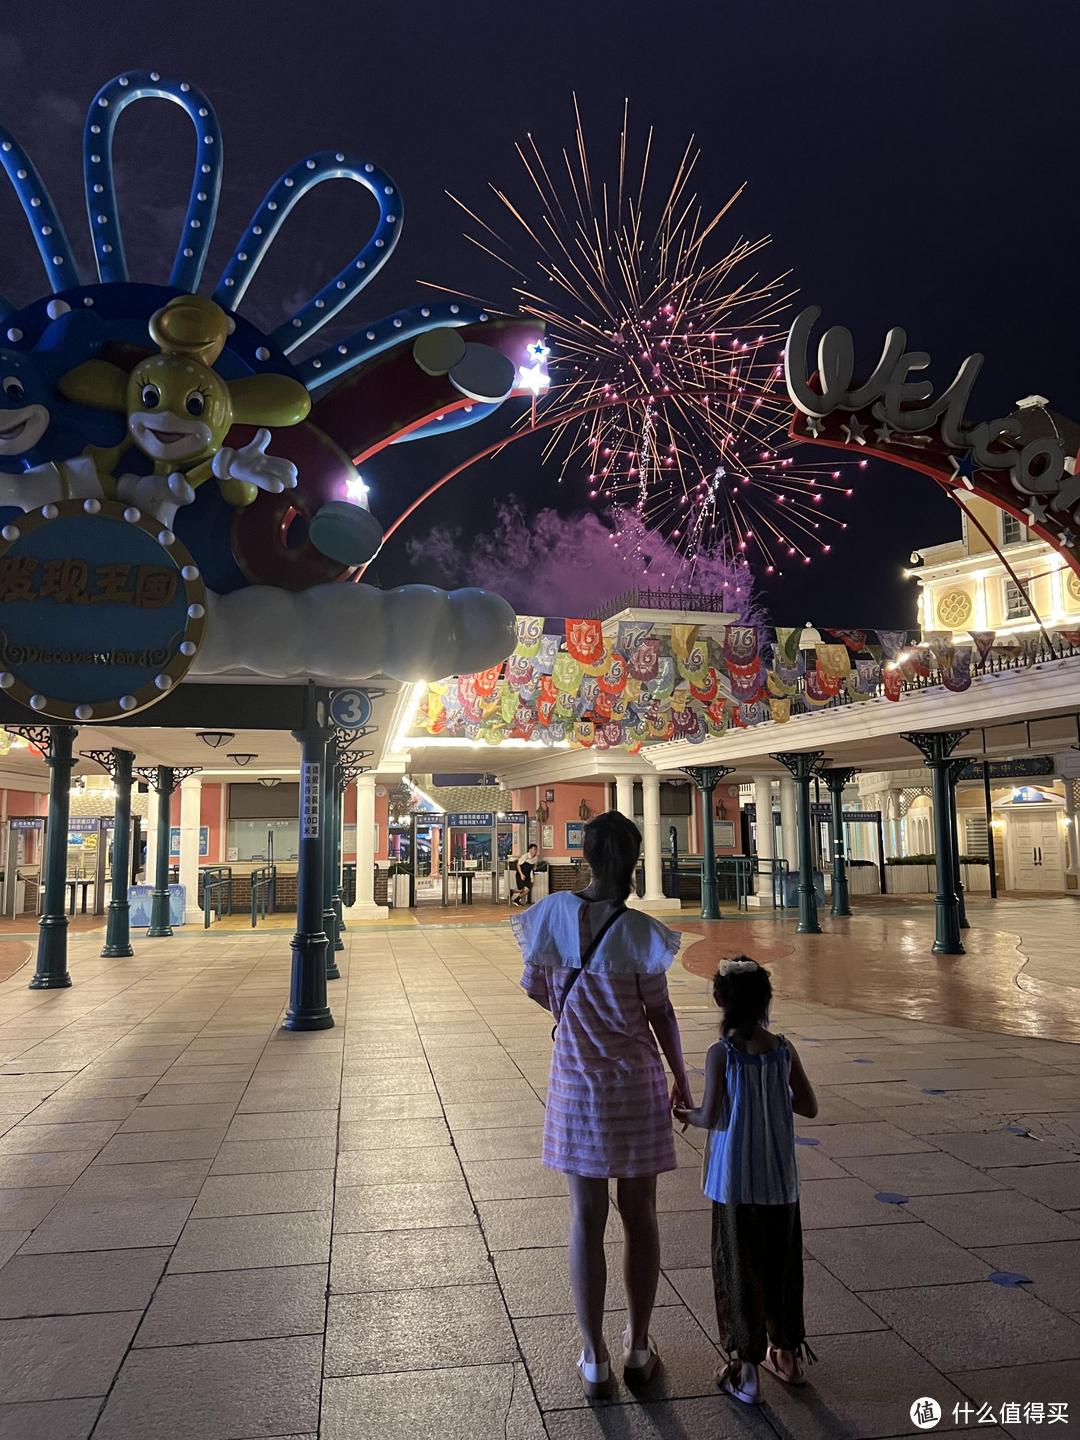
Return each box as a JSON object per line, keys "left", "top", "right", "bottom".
{"left": 670, "top": 1075, "right": 694, "bottom": 1131}
{"left": 211, "top": 428, "right": 299, "bottom": 493}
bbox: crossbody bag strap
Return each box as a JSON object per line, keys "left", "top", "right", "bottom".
{"left": 551, "top": 903, "right": 627, "bottom": 1040}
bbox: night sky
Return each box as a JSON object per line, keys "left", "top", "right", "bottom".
{"left": 2, "top": 2, "right": 1077, "bottom": 627}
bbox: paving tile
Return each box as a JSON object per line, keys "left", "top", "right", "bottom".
{"left": 0, "top": 1397, "right": 102, "bottom": 1440}
{"left": 168, "top": 1210, "right": 332, "bottom": 1273}
{"left": 460, "top": 1156, "right": 566, "bottom": 1202}
{"left": 331, "top": 1227, "right": 492, "bottom": 1293}
{"left": 334, "top": 1145, "right": 463, "bottom": 1187}
{"left": 28, "top": 1096, "right": 141, "bottom": 1124}
{"left": 542, "top": 1396, "right": 779, "bottom": 1438}
{"left": 338, "top": 1092, "right": 445, "bottom": 1121}
{"left": 193, "top": 1170, "right": 333, "bottom": 1218}
{"left": 760, "top": 1328, "right": 984, "bottom": 1438}
{"left": 805, "top": 1221, "right": 990, "bottom": 1289}
{"left": 210, "top": 1137, "right": 338, "bottom": 1174}
{"left": 657, "top": 1207, "right": 714, "bottom": 1268}
{"left": 949, "top": 1360, "right": 1080, "bottom": 1434}
{"left": 972, "top": 1239, "right": 1080, "bottom": 1315}
{"left": 140, "top": 1082, "right": 247, "bottom": 1107}
{"left": 225, "top": 1110, "right": 338, "bottom": 1142}
{"left": 0, "top": 1121, "right": 121, "bottom": 1154}
{"left": 119, "top": 1102, "right": 239, "bottom": 1133}
{"left": 495, "top": 1243, "right": 679, "bottom": 1318}
{"left": 838, "top": 1150, "right": 1005, "bottom": 1196}
{"left": 515, "top": 1304, "right": 722, "bottom": 1410}
{"left": 20, "top": 1195, "right": 195, "bottom": 1254}
{"left": 800, "top": 1177, "right": 921, "bottom": 1229}
{"left": 0, "top": 1310, "right": 140, "bottom": 1401}
{"left": 338, "top": 1118, "right": 450, "bottom": 1151}
{"left": 925, "top": 1131, "right": 1078, "bottom": 1169}
{"left": 906, "top": 1189, "right": 1080, "bottom": 1246}
{"left": 444, "top": 1099, "right": 547, "bottom": 1130}
{"left": 325, "top": 1283, "right": 516, "bottom": 1375}
{"left": 135, "top": 1264, "right": 327, "bottom": 1346}
{"left": 66, "top": 1158, "right": 211, "bottom": 1201}
{"left": 97, "top": 1128, "right": 228, "bottom": 1165}
{"left": 238, "top": 1087, "right": 341, "bottom": 1114}
{"left": 0, "top": 1248, "right": 169, "bottom": 1317}
{"left": 863, "top": 1281, "right": 1080, "bottom": 1370}
{"left": 808, "top": 1121, "right": 935, "bottom": 1158}
{"left": 0, "top": 1232, "right": 28, "bottom": 1268}
{"left": 321, "top": 1364, "right": 546, "bottom": 1440}
{"left": 984, "top": 1162, "right": 1080, "bottom": 1210}
{"left": 93, "top": 1334, "right": 322, "bottom": 1439}
{"left": 453, "top": 1126, "right": 545, "bottom": 1162}
{"left": 0, "top": 1185, "right": 66, "bottom": 1230}
{"left": 478, "top": 1195, "right": 569, "bottom": 1250}
{"left": 334, "top": 1178, "right": 475, "bottom": 1233}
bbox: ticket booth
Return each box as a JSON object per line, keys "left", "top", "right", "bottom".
{"left": 2, "top": 816, "right": 44, "bottom": 918}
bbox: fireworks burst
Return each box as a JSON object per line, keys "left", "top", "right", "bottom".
{"left": 439, "top": 101, "right": 859, "bottom": 576}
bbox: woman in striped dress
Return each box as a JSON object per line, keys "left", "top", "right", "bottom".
{"left": 674, "top": 958, "right": 819, "bottom": 1404}
{"left": 513, "top": 812, "right": 691, "bottom": 1400}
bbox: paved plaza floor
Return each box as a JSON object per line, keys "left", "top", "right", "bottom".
{"left": 0, "top": 902, "right": 1077, "bottom": 1438}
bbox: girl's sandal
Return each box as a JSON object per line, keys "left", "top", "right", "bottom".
{"left": 577, "top": 1353, "right": 614, "bottom": 1401}
{"left": 762, "top": 1345, "right": 806, "bottom": 1387}
{"left": 622, "top": 1335, "right": 660, "bottom": 1387}
{"left": 717, "top": 1360, "right": 762, "bottom": 1405}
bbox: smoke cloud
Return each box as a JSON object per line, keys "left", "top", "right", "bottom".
{"left": 408, "top": 499, "right": 766, "bottom": 622}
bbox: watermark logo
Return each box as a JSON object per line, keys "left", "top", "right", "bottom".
{"left": 910, "top": 1397, "right": 942, "bottom": 1430}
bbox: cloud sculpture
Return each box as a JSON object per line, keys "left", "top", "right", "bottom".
{"left": 193, "top": 583, "right": 516, "bottom": 683}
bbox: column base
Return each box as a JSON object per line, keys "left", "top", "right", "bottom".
{"left": 345, "top": 902, "right": 390, "bottom": 920}
{"left": 746, "top": 894, "right": 774, "bottom": 910}
{"left": 101, "top": 943, "right": 134, "bottom": 958}
{"left": 146, "top": 925, "right": 173, "bottom": 938}
{"left": 29, "top": 971, "right": 72, "bottom": 989}
{"left": 281, "top": 1006, "right": 335, "bottom": 1031}
{"left": 629, "top": 894, "right": 683, "bottom": 913}
{"left": 184, "top": 909, "right": 203, "bottom": 926}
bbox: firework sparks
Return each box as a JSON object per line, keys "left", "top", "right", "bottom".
{"left": 436, "top": 101, "right": 859, "bottom": 576}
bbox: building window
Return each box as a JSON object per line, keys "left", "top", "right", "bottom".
{"left": 964, "top": 815, "right": 989, "bottom": 859}
{"left": 1001, "top": 513, "right": 1025, "bottom": 545}
{"left": 1005, "top": 578, "right": 1031, "bottom": 620}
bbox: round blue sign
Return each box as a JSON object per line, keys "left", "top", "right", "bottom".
{"left": 330, "top": 688, "right": 373, "bottom": 730}
{"left": 0, "top": 499, "right": 206, "bottom": 721}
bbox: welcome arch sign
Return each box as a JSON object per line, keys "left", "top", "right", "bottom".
{"left": 784, "top": 307, "right": 1080, "bottom": 577}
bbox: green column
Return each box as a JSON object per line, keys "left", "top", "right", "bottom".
{"left": 946, "top": 759, "right": 970, "bottom": 930}
{"left": 284, "top": 692, "right": 333, "bottom": 1031}
{"left": 147, "top": 767, "right": 175, "bottom": 938}
{"left": 102, "top": 749, "right": 134, "bottom": 957}
{"left": 681, "top": 766, "right": 733, "bottom": 921}
{"left": 821, "top": 767, "right": 858, "bottom": 918}
{"left": 773, "top": 751, "right": 824, "bottom": 935}
{"left": 29, "top": 725, "right": 76, "bottom": 989}
{"left": 902, "top": 731, "right": 969, "bottom": 955}
{"left": 322, "top": 749, "right": 340, "bottom": 979}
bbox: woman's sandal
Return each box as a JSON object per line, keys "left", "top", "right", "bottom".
{"left": 577, "top": 1352, "right": 614, "bottom": 1401}
{"left": 622, "top": 1334, "right": 660, "bottom": 1387}
{"left": 762, "top": 1345, "right": 807, "bottom": 1387}
{"left": 717, "top": 1359, "right": 762, "bottom": 1405}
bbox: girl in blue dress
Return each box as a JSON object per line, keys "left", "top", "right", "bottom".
{"left": 674, "top": 957, "right": 818, "bottom": 1404}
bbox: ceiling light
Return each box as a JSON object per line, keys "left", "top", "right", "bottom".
{"left": 228, "top": 753, "right": 258, "bottom": 767}
{"left": 197, "top": 731, "right": 235, "bottom": 749}
{"left": 258, "top": 777, "right": 282, "bottom": 788}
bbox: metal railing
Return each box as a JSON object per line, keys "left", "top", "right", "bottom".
{"left": 789, "top": 635, "right": 1080, "bottom": 713}
{"left": 751, "top": 856, "right": 791, "bottom": 909}
{"left": 199, "top": 867, "right": 232, "bottom": 917}
{"left": 250, "top": 865, "right": 277, "bottom": 928}
{"left": 203, "top": 873, "right": 232, "bottom": 929}
{"left": 342, "top": 863, "right": 356, "bottom": 908}
{"left": 592, "top": 589, "right": 736, "bottom": 621}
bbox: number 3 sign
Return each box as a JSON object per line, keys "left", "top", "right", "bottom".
{"left": 330, "top": 689, "right": 373, "bottom": 730}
